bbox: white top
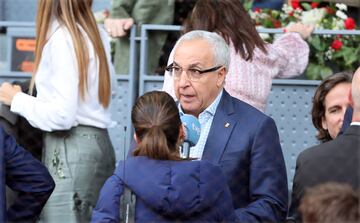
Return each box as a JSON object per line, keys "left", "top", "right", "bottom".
{"left": 11, "top": 20, "right": 114, "bottom": 132}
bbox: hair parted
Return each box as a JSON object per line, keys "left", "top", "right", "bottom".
{"left": 33, "top": 0, "right": 111, "bottom": 107}
{"left": 311, "top": 71, "right": 353, "bottom": 142}
{"left": 132, "top": 91, "right": 182, "bottom": 160}
{"left": 182, "top": 0, "right": 267, "bottom": 61}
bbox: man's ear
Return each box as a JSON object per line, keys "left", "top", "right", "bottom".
{"left": 321, "top": 117, "right": 328, "bottom": 130}
{"left": 179, "top": 124, "right": 185, "bottom": 142}
{"left": 134, "top": 133, "right": 140, "bottom": 144}
{"left": 216, "top": 66, "right": 227, "bottom": 87}
{"left": 348, "top": 86, "right": 354, "bottom": 108}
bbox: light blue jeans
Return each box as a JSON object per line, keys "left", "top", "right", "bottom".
{"left": 41, "top": 125, "right": 115, "bottom": 223}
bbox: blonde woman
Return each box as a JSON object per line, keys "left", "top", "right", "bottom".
{"left": 0, "top": 0, "right": 115, "bottom": 222}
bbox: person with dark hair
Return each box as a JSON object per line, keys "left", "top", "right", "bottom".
{"left": 163, "top": 0, "right": 314, "bottom": 112}
{"left": 299, "top": 182, "right": 359, "bottom": 223}
{"left": 0, "top": 126, "right": 54, "bottom": 222}
{"left": 288, "top": 67, "right": 360, "bottom": 222}
{"left": 0, "top": 0, "right": 116, "bottom": 221}
{"left": 92, "top": 91, "right": 238, "bottom": 222}
{"left": 311, "top": 71, "right": 352, "bottom": 142}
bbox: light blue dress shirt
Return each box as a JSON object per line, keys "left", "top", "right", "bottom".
{"left": 179, "top": 90, "right": 223, "bottom": 159}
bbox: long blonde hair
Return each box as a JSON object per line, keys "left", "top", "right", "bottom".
{"left": 32, "top": 0, "right": 111, "bottom": 108}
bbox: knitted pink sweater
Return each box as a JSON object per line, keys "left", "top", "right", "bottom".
{"left": 162, "top": 32, "right": 309, "bottom": 112}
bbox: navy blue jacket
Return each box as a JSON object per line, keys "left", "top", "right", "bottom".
{"left": 202, "top": 91, "right": 288, "bottom": 222}
{"left": 92, "top": 156, "right": 238, "bottom": 222}
{"left": 339, "top": 107, "right": 353, "bottom": 135}
{"left": 252, "top": 0, "right": 283, "bottom": 10}
{"left": 126, "top": 91, "right": 288, "bottom": 222}
{"left": 0, "top": 126, "right": 54, "bottom": 222}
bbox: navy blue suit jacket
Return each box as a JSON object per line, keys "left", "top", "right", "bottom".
{"left": 0, "top": 126, "right": 54, "bottom": 222}
{"left": 339, "top": 106, "right": 353, "bottom": 135}
{"left": 288, "top": 125, "right": 360, "bottom": 222}
{"left": 252, "top": 0, "right": 283, "bottom": 10}
{"left": 202, "top": 91, "right": 288, "bottom": 222}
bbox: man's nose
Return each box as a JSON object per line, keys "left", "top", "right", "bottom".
{"left": 178, "top": 70, "right": 191, "bottom": 87}
{"left": 340, "top": 107, "right": 347, "bottom": 121}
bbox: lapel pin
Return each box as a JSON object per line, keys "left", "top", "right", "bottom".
{"left": 224, "top": 122, "right": 230, "bottom": 128}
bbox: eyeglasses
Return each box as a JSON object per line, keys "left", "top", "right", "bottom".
{"left": 165, "top": 63, "right": 223, "bottom": 81}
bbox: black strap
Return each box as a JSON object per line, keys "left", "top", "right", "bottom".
{"left": 120, "top": 185, "right": 136, "bottom": 223}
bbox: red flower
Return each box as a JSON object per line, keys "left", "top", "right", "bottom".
{"left": 311, "top": 2, "right": 319, "bottom": 8}
{"left": 331, "top": 39, "right": 343, "bottom": 51}
{"left": 291, "top": 0, "right": 301, "bottom": 9}
{"left": 273, "top": 20, "right": 281, "bottom": 28}
{"left": 254, "top": 8, "right": 262, "bottom": 13}
{"left": 288, "top": 11, "right": 294, "bottom": 17}
{"left": 344, "top": 18, "right": 356, "bottom": 30}
{"left": 325, "top": 6, "right": 335, "bottom": 15}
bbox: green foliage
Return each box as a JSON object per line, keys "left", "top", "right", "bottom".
{"left": 242, "top": 0, "right": 254, "bottom": 12}
{"left": 250, "top": 2, "right": 360, "bottom": 80}
{"left": 306, "top": 63, "right": 332, "bottom": 80}
{"left": 301, "top": 3, "right": 312, "bottom": 11}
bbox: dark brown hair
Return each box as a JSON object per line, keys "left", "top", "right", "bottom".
{"left": 300, "top": 182, "right": 359, "bottom": 223}
{"left": 182, "top": 0, "right": 267, "bottom": 61}
{"left": 312, "top": 71, "right": 352, "bottom": 142}
{"left": 132, "top": 91, "right": 182, "bottom": 160}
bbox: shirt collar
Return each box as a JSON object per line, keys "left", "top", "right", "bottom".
{"left": 205, "top": 89, "right": 223, "bottom": 116}
{"left": 350, "top": 122, "right": 360, "bottom": 126}
{"left": 47, "top": 19, "right": 61, "bottom": 39}
{"left": 179, "top": 89, "right": 223, "bottom": 117}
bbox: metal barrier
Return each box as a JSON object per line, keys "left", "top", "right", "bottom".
{"left": 138, "top": 24, "right": 360, "bottom": 189}
{"left": 0, "top": 1, "right": 4, "bottom": 21}
{"left": 1, "top": 19, "right": 359, "bottom": 188}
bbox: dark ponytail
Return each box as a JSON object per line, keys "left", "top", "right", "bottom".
{"left": 132, "top": 91, "right": 182, "bottom": 160}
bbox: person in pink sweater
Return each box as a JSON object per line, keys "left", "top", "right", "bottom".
{"left": 162, "top": 0, "right": 314, "bottom": 112}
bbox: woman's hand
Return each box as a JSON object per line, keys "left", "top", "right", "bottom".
{"left": 0, "top": 82, "right": 22, "bottom": 106}
{"left": 286, "top": 22, "right": 315, "bottom": 40}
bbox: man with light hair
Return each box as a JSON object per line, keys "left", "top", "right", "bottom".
{"left": 288, "top": 67, "right": 360, "bottom": 222}
{"left": 166, "top": 30, "right": 288, "bottom": 222}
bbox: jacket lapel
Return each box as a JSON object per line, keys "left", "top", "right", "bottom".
{"left": 202, "top": 91, "right": 238, "bottom": 164}
{"left": 343, "top": 125, "right": 360, "bottom": 137}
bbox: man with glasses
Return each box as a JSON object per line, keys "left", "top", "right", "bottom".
{"left": 166, "top": 30, "right": 288, "bottom": 222}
